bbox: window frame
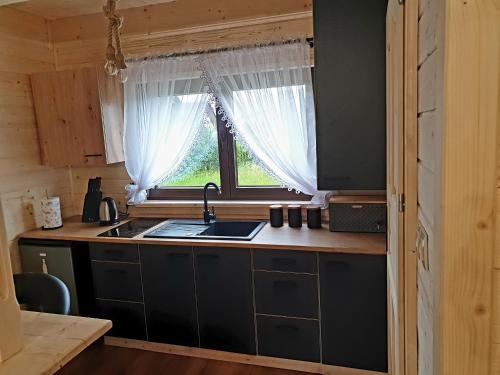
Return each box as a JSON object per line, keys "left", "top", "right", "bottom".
{"left": 148, "top": 109, "right": 311, "bottom": 201}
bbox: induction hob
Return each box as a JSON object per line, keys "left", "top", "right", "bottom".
{"left": 98, "top": 218, "right": 165, "bottom": 238}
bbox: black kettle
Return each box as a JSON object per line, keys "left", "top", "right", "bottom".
{"left": 99, "top": 197, "right": 119, "bottom": 226}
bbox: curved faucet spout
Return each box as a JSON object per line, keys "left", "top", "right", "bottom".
{"left": 203, "top": 182, "right": 221, "bottom": 223}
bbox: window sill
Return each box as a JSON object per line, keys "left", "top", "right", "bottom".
{"left": 135, "top": 200, "right": 313, "bottom": 208}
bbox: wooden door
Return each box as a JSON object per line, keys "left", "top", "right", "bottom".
{"left": 386, "top": 0, "right": 405, "bottom": 374}
{"left": 31, "top": 68, "right": 107, "bottom": 167}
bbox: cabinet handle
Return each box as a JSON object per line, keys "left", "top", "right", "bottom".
{"left": 84, "top": 154, "right": 103, "bottom": 157}
{"left": 276, "top": 324, "right": 299, "bottom": 333}
{"left": 197, "top": 254, "right": 219, "bottom": 260}
{"left": 273, "top": 280, "right": 297, "bottom": 289}
{"left": 271, "top": 258, "right": 297, "bottom": 268}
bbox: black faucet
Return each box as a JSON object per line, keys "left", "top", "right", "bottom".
{"left": 203, "top": 182, "right": 221, "bottom": 224}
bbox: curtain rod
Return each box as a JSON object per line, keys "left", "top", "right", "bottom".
{"left": 127, "top": 37, "right": 314, "bottom": 63}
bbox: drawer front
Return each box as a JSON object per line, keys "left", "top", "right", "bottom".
{"left": 253, "top": 250, "right": 317, "bottom": 273}
{"left": 257, "top": 316, "right": 320, "bottom": 362}
{"left": 91, "top": 261, "right": 143, "bottom": 302}
{"left": 95, "top": 299, "right": 146, "bottom": 340}
{"left": 89, "top": 243, "right": 139, "bottom": 263}
{"left": 254, "top": 272, "right": 318, "bottom": 318}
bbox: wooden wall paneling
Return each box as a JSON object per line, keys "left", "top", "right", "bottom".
{"left": 0, "top": 7, "right": 50, "bottom": 42}
{"left": 491, "top": 1, "right": 500, "bottom": 373}
{"left": 50, "top": 0, "right": 312, "bottom": 43}
{"left": 417, "top": 51, "right": 436, "bottom": 114}
{"left": 496, "top": 189, "right": 500, "bottom": 269}
{"left": 10, "top": 0, "right": 177, "bottom": 20}
{"left": 53, "top": 15, "right": 313, "bottom": 71}
{"left": 416, "top": 0, "right": 445, "bottom": 373}
{"left": 0, "top": 7, "right": 75, "bottom": 276}
{"left": 417, "top": 112, "right": 436, "bottom": 172}
{"left": 439, "top": 0, "right": 499, "bottom": 373}
{"left": 416, "top": 289, "right": 433, "bottom": 375}
{"left": 417, "top": 0, "right": 437, "bottom": 66}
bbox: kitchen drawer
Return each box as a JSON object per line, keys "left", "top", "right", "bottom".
{"left": 91, "top": 261, "right": 143, "bottom": 302}
{"left": 89, "top": 243, "right": 139, "bottom": 263}
{"left": 95, "top": 299, "right": 146, "bottom": 340}
{"left": 257, "top": 316, "right": 320, "bottom": 362}
{"left": 254, "top": 272, "right": 318, "bottom": 318}
{"left": 253, "top": 250, "right": 317, "bottom": 274}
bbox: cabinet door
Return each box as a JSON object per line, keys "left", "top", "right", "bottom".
{"left": 254, "top": 272, "right": 318, "bottom": 319}
{"left": 314, "top": 0, "right": 387, "bottom": 190}
{"left": 31, "top": 68, "right": 106, "bottom": 167}
{"left": 140, "top": 245, "right": 198, "bottom": 346}
{"left": 194, "top": 247, "right": 255, "bottom": 354}
{"left": 257, "top": 315, "right": 320, "bottom": 362}
{"left": 95, "top": 299, "right": 147, "bottom": 340}
{"left": 320, "top": 253, "right": 387, "bottom": 372}
{"left": 91, "top": 261, "right": 143, "bottom": 302}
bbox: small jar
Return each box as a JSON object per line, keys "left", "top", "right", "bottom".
{"left": 307, "top": 205, "right": 322, "bottom": 229}
{"left": 287, "top": 205, "right": 302, "bottom": 228}
{"left": 269, "top": 205, "right": 284, "bottom": 227}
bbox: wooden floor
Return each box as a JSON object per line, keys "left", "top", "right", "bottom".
{"left": 57, "top": 341, "right": 315, "bottom": 375}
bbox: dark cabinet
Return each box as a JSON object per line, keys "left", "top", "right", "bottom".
{"left": 89, "top": 243, "right": 139, "bottom": 263}
{"left": 194, "top": 247, "right": 256, "bottom": 354}
{"left": 257, "top": 316, "right": 320, "bottom": 363}
{"left": 313, "top": 0, "right": 387, "bottom": 190}
{"left": 140, "top": 245, "right": 198, "bottom": 346}
{"left": 95, "top": 299, "right": 147, "bottom": 340}
{"left": 253, "top": 250, "right": 317, "bottom": 273}
{"left": 319, "top": 253, "right": 387, "bottom": 372}
{"left": 89, "top": 242, "right": 146, "bottom": 340}
{"left": 254, "top": 272, "right": 318, "bottom": 319}
{"left": 84, "top": 241, "right": 387, "bottom": 370}
{"left": 91, "top": 261, "right": 143, "bottom": 302}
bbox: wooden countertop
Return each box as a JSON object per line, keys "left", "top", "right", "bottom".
{"left": 21, "top": 216, "right": 387, "bottom": 255}
{"left": 0, "top": 311, "right": 111, "bottom": 375}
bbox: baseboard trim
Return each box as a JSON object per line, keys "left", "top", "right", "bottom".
{"left": 104, "top": 337, "right": 387, "bottom": 375}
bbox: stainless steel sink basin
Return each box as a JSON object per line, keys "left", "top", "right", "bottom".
{"left": 144, "top": 220, "right": 266, "bottom": 241}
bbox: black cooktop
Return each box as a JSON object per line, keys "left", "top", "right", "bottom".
{"left": 98, "top": 218, "right": 165, "bottom": 238}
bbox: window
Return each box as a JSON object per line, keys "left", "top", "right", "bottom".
{"left": 148, "top": 104, "right": 310, "bottom": 201}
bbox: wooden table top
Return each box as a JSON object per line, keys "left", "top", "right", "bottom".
{"left": 21, "top": 216, "right": 387, "bottom": 255}
{"left": 0, "top": 311, "right": 111, "bottom": 375}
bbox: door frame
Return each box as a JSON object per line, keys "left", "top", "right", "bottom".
{"left": 402, "top": 0, "right": 418, "bottom": 374}
{"left": 387, "top": 0, "right": 418, "bottom": 374}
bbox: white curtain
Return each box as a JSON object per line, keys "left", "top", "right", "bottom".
{"left": 124, "top": 56, "right": 209, "bottom": 204}
{"left": 199, "top": 41, "right": 327, "bottom": 203}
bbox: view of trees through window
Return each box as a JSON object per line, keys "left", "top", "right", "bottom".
{"left": 160, "top": 107, "right": 279, "bottom": 188}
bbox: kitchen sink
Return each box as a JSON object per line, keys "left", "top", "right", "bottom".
{"left": 144, "top": 220, "right": 266, "bottom": 241}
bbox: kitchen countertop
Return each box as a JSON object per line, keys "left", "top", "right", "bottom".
{"left": 0, "top": 311, "right": 111, "bottom": 375}
{"left": 21, "top": 216, "right": 387, "bottom": 255}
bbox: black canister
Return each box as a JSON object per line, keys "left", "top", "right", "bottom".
{"left": 287, "top": 204, "right": 302, "bottom": 228}
{"left": 307, "top": 205, "right": 322, "bottom": 229}
{"left": 269, "top": 205, "right": 284, "bottom": 227}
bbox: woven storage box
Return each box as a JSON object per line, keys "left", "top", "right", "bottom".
{"left": 329, "top": 196, "right": 387, "bottom": 233}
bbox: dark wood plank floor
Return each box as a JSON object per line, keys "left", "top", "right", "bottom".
{"left": 57, "top": 341, "right": 316, "bottom": 375}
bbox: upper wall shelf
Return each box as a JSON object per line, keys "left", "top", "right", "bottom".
{"left": 30, "top": 67, "right": 124, "bottom": 167}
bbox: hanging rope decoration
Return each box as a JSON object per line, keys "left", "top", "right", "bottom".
{"left": 103, "top": 0, "right": 127, "bottom": 82}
